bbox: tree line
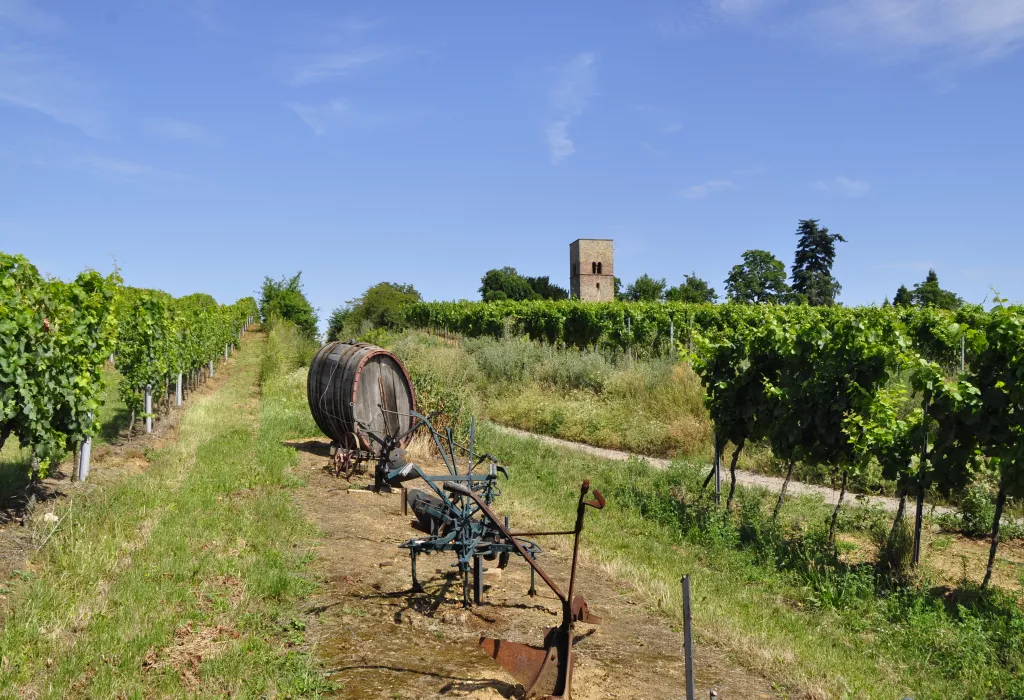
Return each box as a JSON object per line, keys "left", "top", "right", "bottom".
{"left": 477, "top": 219, "right": 964, "bottom": 310}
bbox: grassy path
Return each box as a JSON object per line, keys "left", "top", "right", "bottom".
{"left": 491, "top": 423, "right": 952, "bottom": 516}
{"left": 482, "top": 424, "right": 1024, "bottom": 700}
{"left": 0, "top": 332, "right": 329, "bottom": 697}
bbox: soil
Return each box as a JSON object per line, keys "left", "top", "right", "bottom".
{"left": 287, "top": 436, "right": 784, "bottom": 700}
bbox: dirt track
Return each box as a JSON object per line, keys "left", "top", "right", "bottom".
{"left": 287, "top": 437, "right": 782, "bottom": 699}
{"left": 490, "top": 424, "right": 952, "bottom": 516}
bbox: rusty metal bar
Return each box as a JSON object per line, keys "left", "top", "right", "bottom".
{"left": 507, "top": 530, "right": 575, "bottom": 537}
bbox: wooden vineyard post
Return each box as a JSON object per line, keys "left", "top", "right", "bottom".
{"left": 209, "top": 359, "right": 214, "bottom": 378}
{"left": 682, "top": 575, "right": 695, "bottom": 700}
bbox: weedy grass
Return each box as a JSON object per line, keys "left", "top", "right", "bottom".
{"left": 482, "top": 425, "right": 1024, "bottom": 700}
{"left": 390, "top": 331, "right": 727, "bottom": 463}
{"left": 0, "top": 327, "right": 331, "bottom": 697}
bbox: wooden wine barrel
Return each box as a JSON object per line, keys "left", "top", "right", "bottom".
{"left": 306, "top": 341, "right": 417, "bottom": 453}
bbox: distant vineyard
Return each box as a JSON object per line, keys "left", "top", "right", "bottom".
{"left": 0, "top": 253, "right": 258, "bottom": 474}
{"left": 406, "top": 299, "right": 988, "bottom": 370}
{"left": 410, "top": 297, "right": 1024, "bottom": 585}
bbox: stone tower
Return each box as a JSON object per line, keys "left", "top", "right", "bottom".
{"left": 569, "top": 239, "right": 614, "bottom": 302}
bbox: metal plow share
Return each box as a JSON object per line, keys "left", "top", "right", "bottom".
{"left": 449, "top": 479, "right": 605, "bottom": 699}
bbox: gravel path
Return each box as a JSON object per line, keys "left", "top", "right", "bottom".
{"left": 490, "top": 423, "right": 954, "bottom": 516}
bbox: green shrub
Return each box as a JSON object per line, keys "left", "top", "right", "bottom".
{"left": 259, "top": 317, "right": 318, "bottom": 388}
{"left": 959, "top": 481, "right": 997, "bottom": 537}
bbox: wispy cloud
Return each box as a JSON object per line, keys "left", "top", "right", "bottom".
{"left": 681, "top": 178, "right": 736, "bottom": 199}
{"left": 183, "top": 0, "right": 228, "bottom": 34}
{"left": 808, "top": 0, "right": 1024, "bottom": 62}
{"left": 285, "top": 46, "right": 401, "bottom": 86}
{"left": 333, "top": 16, "right": 383, "bottom": 35}
{"left": 285, "top": 99, "right": 420, "bottom": 135}
{"left": 707, "top": 0, "right": 1024, "bottom": 64}
{"left": 815, "top": 175, "right": 871, "bottom": 197}
{"left": 0, "top": 48, "right": 104, "bottom": 134}
{"left": 714, "top": 0, "right": 770, "bottom": 19}
{"left": 545, "top": 52, "right": 598, "bottom": 164}
{"left": 79, "top": 155, "right": 153, "bottom": 175}
{"left": 286, "top": 100, "right": 348, "bottom": 135}
{"left": 144, "top": 118, "right": 208, "bottom": 142}
{"left": 546, "top": 121, "right": 574, "bottom": 163}
{"left": 0, "top": 0, "right": 65, "bottom": 33}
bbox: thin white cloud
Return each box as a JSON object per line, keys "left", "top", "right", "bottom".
{"left": 707, "top": 0, "right": 1024, "bottom": 64}
{"left": 0, "top": 0, "right": 65, "bottom": 34}
{"left": 0, "top": 48, "right": 103, "bottom": 134}
{"left": 809, "top": 0, "right": 1024, "bottom": 61}
{"left": 546, "top": 121, "right": 574, "bottom": 163}
{"left": 80, "top": 155, "right": 153, "bottom": 175}
{"left": 681, "top": 179, "right": 736, "bottom": 199}
{"left": 815, "top": 175, "right": 871, "bottom": 197}
{"left": 334, "top": 16, "right": 383, "bottom": 34}
{"left": 286, "top": 100, "right": 348, "bottom": 135}
{"left": 714, "top": 0, "right": 770, "bottom": 19}
{"left": 546, "top": 52, "right": 598, "bottom": 164}
{"left": 285, "top": 100, "right": 420, "bottom": 135}
{"left": 184, "top": 0, "right": 227, "bottom": 34}
{"left": 144, "top": 118, "right": 208, "bottom": 142}
{"left": 286, "top": 46, "right": 401, "bottom": 85}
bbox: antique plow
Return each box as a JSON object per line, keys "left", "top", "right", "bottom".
{"left": 359, "top": 411, "right": 606, "bottom": 698}
{"left": 358, "top": 410, "right": 543, "bottom": 606}
{"left": 458, "top": 479, "right": 605, "bottom": 700}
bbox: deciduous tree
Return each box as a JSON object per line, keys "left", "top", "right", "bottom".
{"left": 623, "top": 274, "right": 667, "bottom": 302}
{"left": 665, "top": 273, "right": 717, "bottom": 303}
{"left": 259, "top": 272, "right": 319, "bottom": 339}
{"left": 724, "top": 250, "right": 790, "bottom": 304}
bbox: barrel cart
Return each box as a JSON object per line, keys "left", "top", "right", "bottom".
{"left": 306, "top": 341, "right": 417, "bottom": 477}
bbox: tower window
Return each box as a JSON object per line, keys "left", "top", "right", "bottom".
{"left": 596, "top": 282, "right": 601, "bottom": 290}
{"left": 591, "top": 262, "right": 597, "bottom": 274}
{"left": 597, "top": 262, "right": 603, "bottom": 274}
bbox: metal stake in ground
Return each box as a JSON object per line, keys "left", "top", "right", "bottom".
{"left": 144, "top": 384, "right": 153, "bottom": 433}
{"left": 78, "top": 411, "right": 94, "bottom": 481}
{"left": 713, "top": 435, "right": 721, "bottom": 506}
{"left": 682, "top": 575, "right": 695, "bottom": 700}
{"left": 176, "top": 372, "right": 183, "bottom": 406}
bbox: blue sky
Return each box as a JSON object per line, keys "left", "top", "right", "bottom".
{"left": 2, "top": 1, "right": 1023, "bottom": 323}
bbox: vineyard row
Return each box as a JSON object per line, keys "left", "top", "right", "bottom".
{"left": 0, "top": 253, "right": 259, "bottom": 476}
{"left": 405, "top": 299, "right": 985, "bottom": 371}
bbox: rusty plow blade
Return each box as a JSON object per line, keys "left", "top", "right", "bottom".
{"left": 480, "top": 627, "right": 575, "bottom": 699}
